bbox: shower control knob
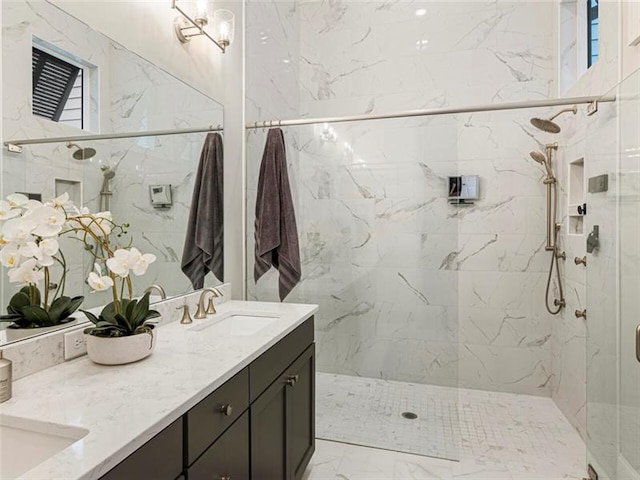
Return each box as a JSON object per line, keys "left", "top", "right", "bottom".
{"left": 575, "top": 309, "right": 587, "bottom": 319}
{"left": 574, "top": 256, "right": 587, "bottom": 266}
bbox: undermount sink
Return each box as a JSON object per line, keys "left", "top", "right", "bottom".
{"left": 190, "top": 312, "right": 280, "bottom": 336}
{"left": 0, "top": 414, "right": 89, "bottom": 479}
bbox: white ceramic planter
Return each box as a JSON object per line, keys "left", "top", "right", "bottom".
{"left": 86, "top": 331, "right": 156, "bottom": 365}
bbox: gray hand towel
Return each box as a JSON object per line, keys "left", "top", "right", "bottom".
{"left": 254, "top": 128, "right": 301, "bottom": 301}
{"left": 181, "top": 132, "right": 224, "bottom": 289}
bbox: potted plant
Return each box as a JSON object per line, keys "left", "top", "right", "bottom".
{"left": 0, "top": 193, "right": 84, "bottom": 331}
{"left": 68, "top": 208, "right": 159, "bottom": 365}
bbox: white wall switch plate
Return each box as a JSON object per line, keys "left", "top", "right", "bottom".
{"left": 64, "top": 328, "right": 87, "bottom": 360}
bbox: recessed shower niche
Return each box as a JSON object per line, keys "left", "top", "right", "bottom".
{"left": 567, "top": 158, "right": 585, "bottom": 235}
{"left": 54, "top": 178, "right": 82, "bottom": 205}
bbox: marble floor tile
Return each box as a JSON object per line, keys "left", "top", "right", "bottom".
{"left": 313, "top": 373, "right": 587, "bottom": 480}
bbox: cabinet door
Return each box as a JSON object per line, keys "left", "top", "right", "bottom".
{"left": 99, "top": 417, "right": 183, "bottom": 480}
{"left": 286, "top": 344, "right": 315, "bottom": 480}
{"left": 188, "top": 412, "right": 249, "bottom": 480}
{"left": 250, "top": 372, "right": 288, "bottom": 479}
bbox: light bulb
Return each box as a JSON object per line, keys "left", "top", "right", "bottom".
{"left": 213, "top": 10, "right": 235, "bottom": 47}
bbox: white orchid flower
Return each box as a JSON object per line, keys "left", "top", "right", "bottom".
{"left": 46, "top": 192, "right": 74, "bottom": 212}
{"left": 8, "top": 259, "right": 44, "bottom": 285}
{"left": 39, "top": 238, "right": 59, "bottom": 257}
{"left": 2, "top": 217, "right": 35, "bottom": 245}
{"left": 0, "top": 201, "right": 21, "bottom": 221}
{"left": 106, "top": 249, "right": 134, "bottom": 277}
{"left": 6, "top": 193, "right": 29, "bottom": 210}
{"left": 28, "top": 206, "right": 66, "bottom": 237}
{"left": 128, "top": 247, "right": 157, "bottom": 276}
{"left": 0, "top": 244, "right": 21, "bottom": 268}
{"left": 87, "top": 264, "right": 114, "bottom": 292}
{"left": 21, "top": 242, "right": 55, "bottom": 267}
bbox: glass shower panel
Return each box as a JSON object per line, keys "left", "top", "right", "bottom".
{"left": 585, "top": 84, "right": 619, "bottom": 479}
{"left": 246, "top": 117, "right": 461, "bottom": 460}
{"left": 618, "top": 68, "right": 640, "bottom": 480}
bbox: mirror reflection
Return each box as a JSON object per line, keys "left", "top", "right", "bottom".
{"left": 1, "top": 1, "right": 224, "bottom": 346}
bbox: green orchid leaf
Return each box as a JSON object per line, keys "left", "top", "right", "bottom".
{"left": 48, "top": 297, "right": 71, "bottom": 322}
{"left": 81, "top": 310, "right": 101, "bottom": 326}
{"left": 21, "top": 305, "right": 51, "bottom": 327}
{"left": 9, "top": 291, "right": 32, "bottom": 312}
{"left": 62, "top": 296, "right": 84, "bottom": 318}
{"left": 114, "top": 313, "right": 133, "bottom": 334}
{"left": 125, "top": 298, "right": 137, "bottom": 323}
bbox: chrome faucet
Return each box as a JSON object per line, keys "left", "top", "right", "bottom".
{"left": 194, "top": 287, "right": 223, "bottom": 319}
{"left": 143, "top": 284, "right": 167, "bottom": 300}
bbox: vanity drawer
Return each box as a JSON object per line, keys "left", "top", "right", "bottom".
{"left": 99, "top": 417, "right": 183, "bottom": 480}
{"left": 186, "top": 367, "right": 249, "bottom": 465}
{"left": 188, "top": 411, "right": 249, "bottom": 480}
{"left": 250, "top": 317, "right": 314, "bottom": 402}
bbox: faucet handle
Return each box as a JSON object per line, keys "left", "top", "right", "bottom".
{"left": 177, "top": 304, "right": 192, "bottom": 324}
{"left": 206, "top": 297, "right": 217, "bottom": 315}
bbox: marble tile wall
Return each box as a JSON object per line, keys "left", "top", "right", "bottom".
{"left": 246, "top": 1, "right": 558, "bottom": 395}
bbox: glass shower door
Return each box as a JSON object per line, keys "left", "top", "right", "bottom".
{"left": 618, "top": 68, "right": 640, "bottom": 480}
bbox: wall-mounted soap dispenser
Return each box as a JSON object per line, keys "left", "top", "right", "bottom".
{"left": 149, "top": 185, "right": 173, "bottom": 209}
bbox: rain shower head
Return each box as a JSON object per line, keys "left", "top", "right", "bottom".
{"left": 530, "top": 106, "right": 578, "bottom": 134}
{"left": 67, "top": 142, "right": 97, "bottom": 161}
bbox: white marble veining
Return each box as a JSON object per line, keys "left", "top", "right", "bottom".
{"left": 246, "top": 0, "right": 557, "bottom": 395}
{"left": 0, "top": 299, "right": 317, "bottom": 480}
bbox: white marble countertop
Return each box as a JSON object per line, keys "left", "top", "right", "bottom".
{"left": 0, "top": 300, "right": 318, "bottom": 480}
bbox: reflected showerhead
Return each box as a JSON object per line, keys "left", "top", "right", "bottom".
{"left": 530, "top": 106, "right": 578, "bottom": 134}
{"left": 101, "top": 165, "right": 116, "bottom": 179}
{"left": 67, "top": 142, "right": 97, "bottom": 161}
{"left": 530, "top": 118, "right": 561, "bottom": 134}
{"left": 529, "top": 151, "right": 547, "bottom": 164}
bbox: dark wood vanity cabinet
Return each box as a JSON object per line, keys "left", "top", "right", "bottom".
{"left": 251, "top": 344, "right": 315, "bottom": 480}
{"left": 99, "top": 317, "right": 314, "bottom": 480}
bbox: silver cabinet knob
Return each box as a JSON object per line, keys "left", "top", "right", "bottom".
{"left": 219, "top": 404, "right": 233, "bottom": 416}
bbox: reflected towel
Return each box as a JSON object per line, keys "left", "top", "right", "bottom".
{"left": 181, "top": 132, "right": 224, "bottom": 288}
{"left": 254, "top": 128, "right": 301, "bottom": 301}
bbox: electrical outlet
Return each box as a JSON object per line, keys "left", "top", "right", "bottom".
{"left": 64, "top": 328, "right": 87, "bottom": 360}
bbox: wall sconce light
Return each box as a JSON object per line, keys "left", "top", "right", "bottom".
{"left": 172, "top": 0, "right": 235, "bottom": 53}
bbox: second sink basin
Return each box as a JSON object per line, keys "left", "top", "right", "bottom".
{"left": 190, "top": 312, "right": 280, "bottom": 336}
{"left": 0, "top": 414, "right": 89, "bottom": 479}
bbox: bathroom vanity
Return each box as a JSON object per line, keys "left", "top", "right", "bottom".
{"left": 0, "top": 300, "right": 318, "bottom": 480}
{"left": 100, "top": 318, "right": 315, "bottom": 480}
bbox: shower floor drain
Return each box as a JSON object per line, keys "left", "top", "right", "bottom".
{"left": 401, "top": 412, "right": 418, "bottom": 420}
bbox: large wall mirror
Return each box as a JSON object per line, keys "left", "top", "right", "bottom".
{"left": 1, "top": 1, "right": 224, "bottom": 345}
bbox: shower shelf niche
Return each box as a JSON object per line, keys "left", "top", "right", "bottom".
{"left": 567, "top": 158, "right": 584, "bottom": 236}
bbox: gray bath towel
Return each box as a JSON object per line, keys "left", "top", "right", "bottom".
{"left": 254, "top": 128, "right": 301, "bottom": 301}
{"left": 181, "top": 132, "right": 224, "bottom": 288}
